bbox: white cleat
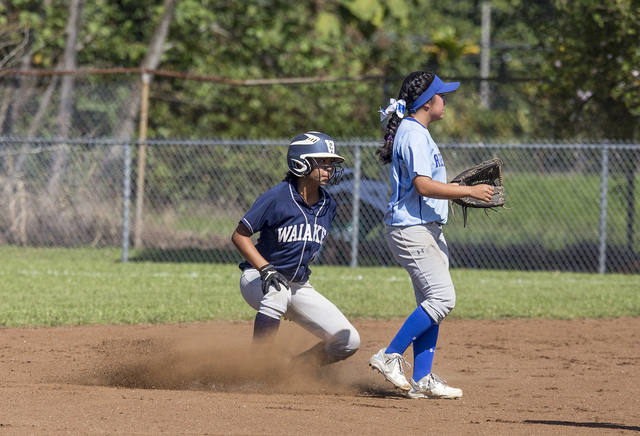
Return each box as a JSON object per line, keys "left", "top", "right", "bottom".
{"left": 407, "top": 373, "right": 463, "bottom": 399}
{"left": 369, "top": 348, "right": 411, "bottom": 391}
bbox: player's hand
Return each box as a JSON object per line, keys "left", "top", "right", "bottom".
{"left": 468, "top": 184, "right": 494, "bottom": 203}
{"left": 258, "top": 264, "right": 289, "bottom": 295}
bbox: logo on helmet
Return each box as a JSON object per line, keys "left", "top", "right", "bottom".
{"left": 291, "top": 133, "right": 320, "bottom": 146}
{"left": 325, "top": 139, "right": 335, "bottom": 154}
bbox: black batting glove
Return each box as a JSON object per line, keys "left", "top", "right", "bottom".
{"left": 258, "top": 264, "right": 289, "bottom": 295}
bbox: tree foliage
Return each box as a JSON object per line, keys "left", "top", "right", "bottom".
{"left": 535, "top": 0, "right": 640, "bottom": 140}
{"left": 2, "top": 0, "right": 640, "bottom": 140}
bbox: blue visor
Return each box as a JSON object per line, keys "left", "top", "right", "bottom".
{"left": 409, "top": 75, "right": 460, "bottom": 113}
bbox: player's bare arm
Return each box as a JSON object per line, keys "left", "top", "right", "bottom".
{"left": 231, "top": 223, "right": 268, "bottom": 270}
{"left": 413, "top": 175, "right": 494, "bottom": 202}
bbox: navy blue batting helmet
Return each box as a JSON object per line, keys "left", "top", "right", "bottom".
{"left": 287, "top": 132, "right": 345, "bottom": 184}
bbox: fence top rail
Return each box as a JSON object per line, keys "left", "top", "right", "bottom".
{"left": 1, "top": 137, "right": 640, "bottom": 150}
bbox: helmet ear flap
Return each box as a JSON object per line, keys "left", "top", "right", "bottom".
{"left": 289, "top": 158, "right": 311, "bottom": 177}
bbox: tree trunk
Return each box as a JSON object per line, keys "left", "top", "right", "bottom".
{"left": 96, "top": 0, "right": 178, "bottom": 181}
{"left": 8, "top": 29, "right": 37, "bottom": 135}
{"left": 0, "top": 87, "right": 12, "bottom": 135}
{"left": 46, "top": 0, "right": 86, "bottom": 196}
{"left": 12, "top": 61, "right": 62, "bottom": 200}
{"left": 118, "top": 0, "right": 177, "bottom": 140}
{"left": 5, "top": 28, "right": 36, "bottom": 243}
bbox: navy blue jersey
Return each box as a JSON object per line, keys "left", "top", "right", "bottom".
{"left": 239, "top": 179, "right": 336, "bottom": 282}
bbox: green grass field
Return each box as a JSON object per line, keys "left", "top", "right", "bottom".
{"left": 0, "top": 246, "right": 638, "bottom": 327}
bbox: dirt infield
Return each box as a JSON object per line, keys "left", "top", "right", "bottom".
{"left": 1, "top": 318, "right": 639, "bottom": 435}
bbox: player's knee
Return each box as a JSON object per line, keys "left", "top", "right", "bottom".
{"left": 422, "top": 297, "right": 455, "bottom": 324}
{"left": 327, "top": 327, "right": 360, "bottom": 360}
{"left": 425, "top": 286, "right": 456, "bottom": 323}
{"left": 441, "top": 293, "right": 456, "bottom": 315}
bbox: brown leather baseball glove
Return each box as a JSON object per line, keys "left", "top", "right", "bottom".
{"left": 450, "top": 157, "right": 508, "bottom": 227}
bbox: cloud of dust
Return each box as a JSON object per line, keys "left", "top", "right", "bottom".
{"left": 84, "top": 324, "right": 367, "bottom": 396}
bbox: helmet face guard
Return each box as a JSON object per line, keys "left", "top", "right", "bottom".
{"left": 287, "top": 132, "right": 345, "bottom": 185}
{"left": 303, "top": 155, "right": 344, "bottom": 185}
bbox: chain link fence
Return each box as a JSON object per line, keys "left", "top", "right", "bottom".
{"left": 1, "top": 74, "right": 137, "bottom": 138}
{"left": 1, "top": 137, "right": 638, "bottom": 273}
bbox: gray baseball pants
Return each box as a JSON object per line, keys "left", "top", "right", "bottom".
{"left": 240, "top": 268, "right": 360, "bottom": 361}
{"left": 385, "top": 223, "right": 456, "bottom": 324}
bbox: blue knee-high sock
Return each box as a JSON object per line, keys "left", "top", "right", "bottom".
{"left": 411, "top": 324, "right": 440, "bottom": 381}
{"left": 253, "top": 312, "right": 280, "bottom": 343}
{"left": 386, "top": 306, "right": 433, "bottom": 355}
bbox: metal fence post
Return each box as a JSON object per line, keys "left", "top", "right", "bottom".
{"left": 350, "top": 144, "right": 362, "bottom": 268}
{"left": 122, "top": 142, "right": 132, "bottom": 262}
{"left": 598, "top": 145, "right": 609, "bottom": 274}
{"left": 134, "top": 72, "right": 150, "bottom": 248}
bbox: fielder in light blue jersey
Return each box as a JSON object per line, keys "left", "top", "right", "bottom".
{"left": 370, "top": 72, "right": 495, "bottom": 399}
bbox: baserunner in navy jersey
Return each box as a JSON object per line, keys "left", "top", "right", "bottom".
{"left": 231, "top": 132, "right": 360, "bottom": 366}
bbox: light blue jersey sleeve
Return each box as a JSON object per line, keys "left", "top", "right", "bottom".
{"left": 401, "top": 130, "right": 435, "bottom": 180}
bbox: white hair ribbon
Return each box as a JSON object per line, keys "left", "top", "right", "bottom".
{"left": 378, "top": 98, "right": 406, "bottom": 121}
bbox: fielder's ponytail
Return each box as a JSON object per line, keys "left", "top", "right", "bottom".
{"left": 375, "top": 71, "right": 436, "bottom": 165}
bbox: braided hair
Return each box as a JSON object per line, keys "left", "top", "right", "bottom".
{"left": 376, "top": 71, "right": 436, "bottom": 165}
